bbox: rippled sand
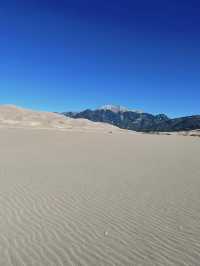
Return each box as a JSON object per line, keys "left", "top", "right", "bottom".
{"left": 0, "top": 128, "right": 200, "bottom": 266}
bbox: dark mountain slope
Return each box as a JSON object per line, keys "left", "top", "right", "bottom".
{"left": 62, "top": 107, "right": 200, "bottom": 132}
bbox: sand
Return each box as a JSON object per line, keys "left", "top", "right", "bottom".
{"left": 0, "top": 127, "right": 200, "bottom": 266}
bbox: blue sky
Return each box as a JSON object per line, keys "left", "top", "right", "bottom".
{"left": 0, "top": 0, "right": 199, "bottom": 117}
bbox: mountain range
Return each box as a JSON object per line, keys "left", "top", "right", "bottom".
{"left": 62, "top": 105, "right": 200, "bottom": 132}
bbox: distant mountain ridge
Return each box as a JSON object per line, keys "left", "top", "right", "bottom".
{"left": 62, "top": 105, "right": 200, "bottom": 132}
{"left": 98, "top": 105, "right": 143, "bottom": 113}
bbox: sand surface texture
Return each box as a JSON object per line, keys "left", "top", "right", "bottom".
{"left": 0, "top": 128, "right": 200, "bottom": 266}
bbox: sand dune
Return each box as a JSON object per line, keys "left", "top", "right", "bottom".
{"left": 0, "top": 105, "right": 120, "bottom": 132}
{"left": 0, "top": 127, "right": 200, "bottom": 265}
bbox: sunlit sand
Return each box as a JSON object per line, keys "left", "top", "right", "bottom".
{"left": 0, "top": 124, "right": 200, "bottom": 265}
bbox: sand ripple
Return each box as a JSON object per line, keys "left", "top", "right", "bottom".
{"left": 0, "top": 128, "right": 200, "bottom": 265}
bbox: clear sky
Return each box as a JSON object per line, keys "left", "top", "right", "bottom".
{"left": 0, "top": 0, "right": 199, "bottom": 117}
